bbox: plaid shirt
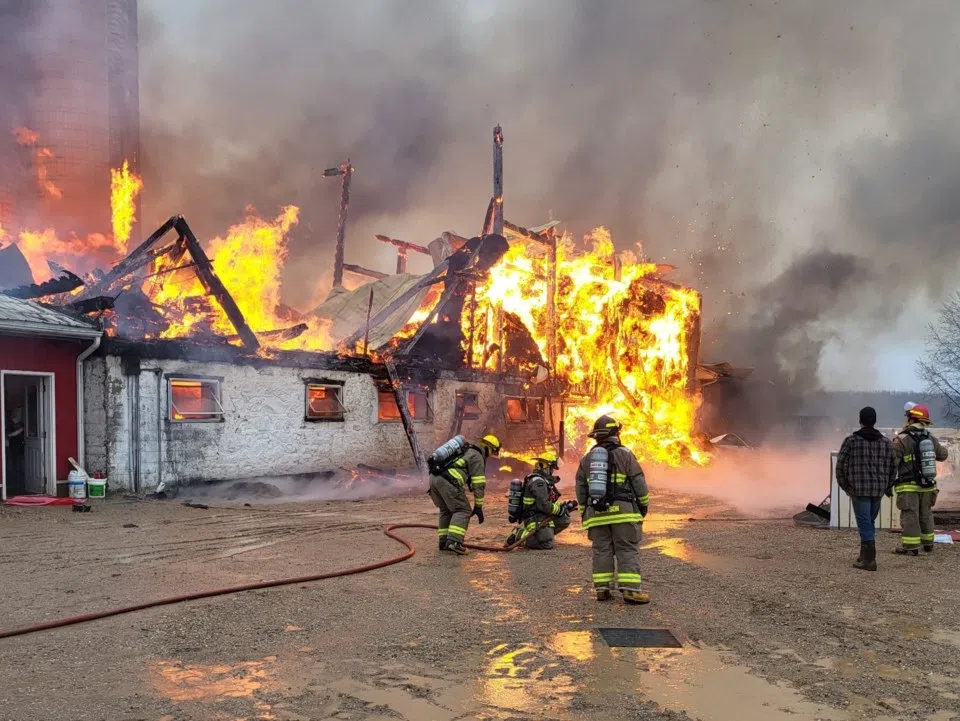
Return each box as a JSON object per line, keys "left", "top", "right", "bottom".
{"left": 835, "top": 428, "right": 898, "bottom": 498}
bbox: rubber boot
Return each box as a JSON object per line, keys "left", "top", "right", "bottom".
{"left": 439, "top": 538, "right": 448, "bottom": 551}
{"left": 894, "top": 546, "right": 919, "bottom": 556}
{"left": 923, "top": 544, "right": 934, "bottom": 553}
{"left": 853, "top": 542, "right": 869, "bottom": 570}
{"left": 623, "top": 589, "right": 651, "bottom": 605}
{"left": 595, "top": 588, "right": 612, "bottom": 602}
{"left": 860, "top": 541, "right": 877, "bottom": 571}
{"left": 445, "top": 539, "right": 469, "bottom": 556}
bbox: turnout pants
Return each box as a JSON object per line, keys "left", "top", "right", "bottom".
{"left": 523, "top": 514, "right": 571, "bottom": 550}
{"left": 588, "top": 521, "right": 642, "bottom": 591}
{"left": 898, "top": 490, "right": 938, "bottom": 550}
{"left": 428, "top": 474, "right": 472, "bottom": 546}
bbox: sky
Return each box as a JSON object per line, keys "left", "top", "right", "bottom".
{"left": 137, "top": 0, "right": 960, "bottom": 394}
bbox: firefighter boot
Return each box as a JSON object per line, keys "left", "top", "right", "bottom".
{"left": 439, "top": 538, "right": 447, "bottom": 551}
{"left": 445, "top": 539, "right": 470, "bottom": 556}
{"left": 923, "top": 544, "right": 935, "bottom": 553}
{"left": 854, "top": 542, "right": 877, "bottom": 572}
{"left": 595, "top": 588, "right": 613, "bottom": 602}
{"left": 623, "top": 589, "right": 651, "bottom": 605}
{"left": 894, "top": 546, "right": 919, "bottom": 556}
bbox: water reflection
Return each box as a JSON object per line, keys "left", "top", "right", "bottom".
{"left": 481, "top": 641, "right": 578, "bottom": 713}
{"left": 547, "top": 631, "right": 597, "bottom": 662}
{"left": 151, "top": 659, "right": 276, "bottom": 718}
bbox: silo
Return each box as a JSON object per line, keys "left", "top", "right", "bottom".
{"left": 0, "top": 0, "right": 140, "bottom": 242}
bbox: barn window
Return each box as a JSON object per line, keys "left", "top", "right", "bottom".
{"left": 168, "top": 378, "right": 224, "bottom": 422}
{"left": 455, "top": 391, "right": 482, "bottom": 420}
{"left": 377, "top": 384, "right": 434, "bottom": 422}
{"left": 305, "top": 383, "right": 345, "bottom": 422}
{"left": 505, "top": 397, "right": 544, "bottom": 423}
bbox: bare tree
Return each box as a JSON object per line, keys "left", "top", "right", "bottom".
{"left": 918, "top": 292, "right": 960, "bottom": 424}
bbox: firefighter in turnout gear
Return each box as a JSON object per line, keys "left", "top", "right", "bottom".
{"left": 892, "top": 405, "right": 948, "bottom": 555}
{"left": 506, "top": 450, "right": 577, "bottom": 550}
{"left": 428, "top": 434, "right": 501, "bottom": 555}
{"left": 575, "top": 415, "right": 651, "bottom": 604}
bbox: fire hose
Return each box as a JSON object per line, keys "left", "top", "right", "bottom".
{"left": 0, "top": 522, "right": 540, "bottom": 641}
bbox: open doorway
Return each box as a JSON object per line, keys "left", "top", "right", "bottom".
{"left": 2, "top": 372, "right": 54, "bottom": 499}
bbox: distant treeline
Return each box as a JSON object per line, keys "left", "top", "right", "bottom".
{"left": 799, "top": 391, "right": 954, "bottom": 430}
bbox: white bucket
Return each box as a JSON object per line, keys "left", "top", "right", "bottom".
{"left": 67, "top": 469, "right": 87, "bottom": 500}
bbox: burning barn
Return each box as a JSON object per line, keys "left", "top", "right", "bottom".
{"left": 1, "top": 124, "right": 732, "bottom": 496}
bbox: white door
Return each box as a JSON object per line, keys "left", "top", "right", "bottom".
{"left": 22, "top": 380, "right": 46, "bottom": 495}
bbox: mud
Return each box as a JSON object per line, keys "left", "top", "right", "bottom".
{"left": 0, "top": 484, "right": 958, "bottom": 720}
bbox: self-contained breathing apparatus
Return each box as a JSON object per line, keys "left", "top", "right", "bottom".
{"left": 585, "top": 415, "right": 637, "bottom": 512}
{"left": 428, "top": 435, "right": 478, "bottom": 489}
{"left": 901, "top": 428, "right": 939, "bottom": 488}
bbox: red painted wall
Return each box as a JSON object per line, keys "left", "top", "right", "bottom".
{"left": 0, "top": 335, "right": 87, "bottom": 482}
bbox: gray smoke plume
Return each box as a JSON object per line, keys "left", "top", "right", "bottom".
{"left": 138, "top": 0, "right": 960, "bottom": 401}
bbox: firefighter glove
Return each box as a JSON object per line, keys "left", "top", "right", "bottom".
{"left": 639, "top": 504, "right": 649, "bottom": 518}
{"left": 563, "top": 500, "right": 579, "bottom": 514}
{"left": 884, "top": 487, "right": 893, "bottom": 498}
{"left": 472, "top": 506, "right": 485, "bottom": 524}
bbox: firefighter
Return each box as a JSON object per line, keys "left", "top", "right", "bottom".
{"left": 892, "top": 404, "right": 949, "bottom": 555}
{"left": 506, "top": 450, "right": 577, "bottom": 550}
{"left": 575, "top": 415, "right": 650, "bottom": 604}
{"left": 428, "top": 434, "right": 501, "bottom": 555}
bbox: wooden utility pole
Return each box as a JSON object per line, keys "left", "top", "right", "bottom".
{"left": 493, "top": 126, "right": 504, "bottom": 235}
{"left": 324, "top": 159, "right": 353, "bottom": 289}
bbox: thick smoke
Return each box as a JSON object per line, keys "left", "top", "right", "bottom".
{"left": 138, "top": 0, "right": 960, "bottom": 403}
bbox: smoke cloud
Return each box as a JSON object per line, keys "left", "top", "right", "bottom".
{"left": 137, "top": 0, "right": 960, "bottom": 400}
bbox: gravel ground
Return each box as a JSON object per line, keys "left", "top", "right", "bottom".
{"left": 0, "top": 483, "right": 958, "bottom": 721}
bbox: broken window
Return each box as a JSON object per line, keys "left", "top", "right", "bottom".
{"left": 377, "top": 384, "right": 434, "bottom": 422}
{"left": 505, "top": 397, "right": 544, "bottom": 423}
{"left": 168, "top": 378, "right": 224, "bottom": 422}
{"left": 455, "top": 391, "right": 482, "bottom": 420}
{"left": 305, "top": 383, "right": 345, "bottom": 422}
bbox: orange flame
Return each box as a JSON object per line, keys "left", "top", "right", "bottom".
{"left": 467, "top": 227, "right": 706, "bottom": 467}
{"left": 14, "top": 127, "right": 62, "bottom": 200}
{"left": 110, "top": 160, "right": 143, "bottom": 249}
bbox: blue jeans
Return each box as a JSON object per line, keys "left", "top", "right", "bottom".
{"left": 851, "top": 496, "right": 882, "bottom": 543}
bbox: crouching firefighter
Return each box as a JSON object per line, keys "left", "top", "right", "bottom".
{"left": 892, "top": 404, "right": 949, "bottom": 555}
{"left": 427, "top": 434, "right": 502, "bottom": 555}
{"left": 505, "top": 451, "right": 578, "bottom": 549}
{"left": 575, "top": 415, "right": 650, "bottom": 604}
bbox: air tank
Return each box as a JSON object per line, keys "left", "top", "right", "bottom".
{"left": 918, "top": 436, "right": 938, "bottom": 483}
{"left": 431, "top": 435, "right": 467, "bottom": 466}
{"left": 587, "top": 445, "right": 609, "bottom": 507}
{"left": 506, "top": 479, "right": 524, "bottom": 522}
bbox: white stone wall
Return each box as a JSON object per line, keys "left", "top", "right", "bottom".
{"left": 84, "top": 356, "right": 418, "bottom": 491}
{"left": 82, "top": 355, "right": 557, "bottom": 492}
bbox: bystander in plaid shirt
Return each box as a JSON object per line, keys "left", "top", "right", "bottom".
{"left": 835, "top": 427, "right": 898, "bottom": 498}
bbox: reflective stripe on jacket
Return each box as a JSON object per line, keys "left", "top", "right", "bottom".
{"left": 443, "top": 447, "right": 487, "bottom": 505}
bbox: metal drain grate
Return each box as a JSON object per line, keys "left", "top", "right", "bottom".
{"left": 597, "top": 628, "right": 682, "bottom": 648}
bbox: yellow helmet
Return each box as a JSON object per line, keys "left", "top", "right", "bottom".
{"left": 480, "top": 434, "right": 502, "bottom": 456}
{"left": 535, "top": 450, "right": 559, "bottom": 465}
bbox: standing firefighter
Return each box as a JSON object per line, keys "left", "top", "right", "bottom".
{"left": 892, "top": 404, "right": 949, "bottom": 555}
{"left": 428, "top": 433, "right": 501, "bottom": 555}
{"left": 505, "top": 451, "right": 578, "bottom": 549}
{"left": 575, "top": 415, "right": 650, "bottom": 604}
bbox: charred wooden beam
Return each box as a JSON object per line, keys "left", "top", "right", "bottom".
{"left": 225, "top": 323, "right": 309, "bottom": 344}
{"left": 503, "top": 220, "right": 553, "bottom": 247}
{"left": 493, "top": 125, "right": 504, "bottom": 235}
{"left": 4, "top": 270, "right": 83, "bottom": 299}
{"left": 343, "top": 263, "right": 387, "bottom": 280}
{"left": 546, "top": 235, "right": 557, "bottom": 371}
{"left": 374, "top": 235, "right": 431, "bottom": 255}
{"left": 686, "top": 292, "right": 703, "bottom": 394}
{"left": 68, "top": 295, "right": 115, "bottom": 315}
{"left": 174, "top": 216, "right": 260, "bottom": 352}
{"left": 76, "top": 216, "right": 179, "bottom": 300}
{"left": 481, "top": 196, "right": 496, "bottom": 236}
{"left": 384, "top": 357, "right": 427, "bottom": 473}
{"left": 328, "top": 160, "right": 353, "bottom": 289}
{"left": 396, "top": 248, "right": 407, "bottom": 274}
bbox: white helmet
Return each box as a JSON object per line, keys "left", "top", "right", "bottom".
{"left": 904, "top": 401, "right": 917, "bottom": 415}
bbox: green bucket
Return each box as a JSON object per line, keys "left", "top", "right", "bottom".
{"left": 87, "top": 478, "right": 107, "bottom": 498}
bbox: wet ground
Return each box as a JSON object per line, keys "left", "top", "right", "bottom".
{"left": 0, "top": 484, "right": 958, "bottom": 720}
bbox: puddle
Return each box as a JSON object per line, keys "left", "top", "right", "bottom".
{"left": 641, "top": 537, "right": 731, "bottom": 570}
{"left": 632, "top": 646, "right": 855, "bottom": 721}
{"left": 547, "top": 630, "right": 597, "bottom": 662}
{"left": 151, "top": 659, "right": 277, "bottom": 718}
{"left": 469, "top": 553, "right": 528, "bottom": 623}
{"left": 480, "top": 641, "right": 578, "bottom": 714}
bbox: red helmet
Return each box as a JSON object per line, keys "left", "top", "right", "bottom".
{"left": 907, "top": 404, "right": 931, "bottom": 424}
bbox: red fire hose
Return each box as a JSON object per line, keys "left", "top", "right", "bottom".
{"left": 0, "top": 522, "right": 528, "bottom": 641}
